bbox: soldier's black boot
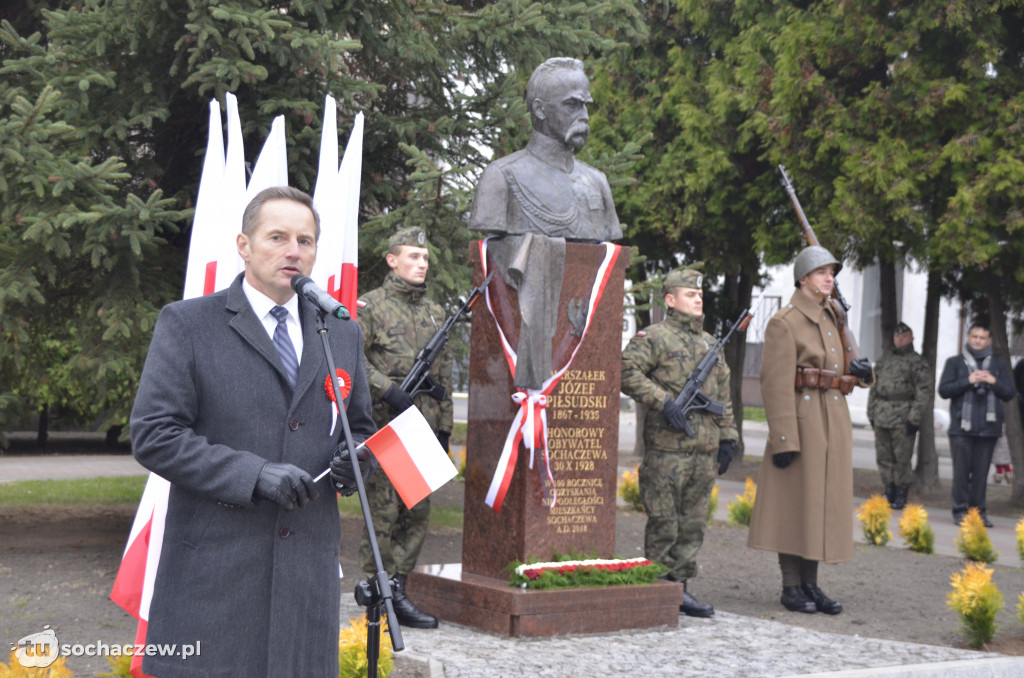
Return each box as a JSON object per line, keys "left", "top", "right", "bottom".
{"left": 884, "top": 484, "right": 897, "bottom": 506}
{"left": 892, "top": 486, "right": 909, "bottom": 510}
{"left": 680, "top": 580, "right": 714, "bottom": 618}
{"left": 391, "top": 574, "right": 438, "bottom": 629}
{"left": 801, "top": 583, "right": 843, "bottom": 615}
{"left": 780, "top": 585, "right": 816, "bottom": 613}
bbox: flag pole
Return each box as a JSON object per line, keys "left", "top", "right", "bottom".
{"left": 309, "top": 303, "right": 404, "bottom": 672}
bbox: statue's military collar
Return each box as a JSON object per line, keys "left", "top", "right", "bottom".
{"left": 526, "top": 132, "right": 576, "bottom": 174}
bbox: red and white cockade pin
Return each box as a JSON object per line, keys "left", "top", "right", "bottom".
{"left": 324, "top": 368, "right": 352, "bottom": 436}
{"left": 324, "top": 369, "right": 352, "bottom": 409}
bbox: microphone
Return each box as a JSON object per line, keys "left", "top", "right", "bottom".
{"left": 291, "top": 274, "right": 350, "bottom": 320}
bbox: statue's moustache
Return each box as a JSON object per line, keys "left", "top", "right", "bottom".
{"left": 564, "top": 121, "right": 590, "bottom": 146}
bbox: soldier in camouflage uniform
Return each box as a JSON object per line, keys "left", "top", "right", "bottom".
{"left": 867, "top": 322, "right": 933, "bottom": 510}
{"left": 356, "top": 226, "right": 453, "bottom": 629}
{"left": 621, "top": 266, "right": 738, "bottom": 618}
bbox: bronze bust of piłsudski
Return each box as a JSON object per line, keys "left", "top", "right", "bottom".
{"left": 469, "top": 57, "right": 621, "bottom": 389}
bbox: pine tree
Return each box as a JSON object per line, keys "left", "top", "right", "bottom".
{"left": 0, "top": 0, "right": 646, "bottom": 441}
{"left": 588, "top": 2, "right": 773, "bottom": 432}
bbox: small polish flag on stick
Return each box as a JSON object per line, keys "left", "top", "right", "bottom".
{"left": 365, "top": 407, "right": 457, "bottom": 509}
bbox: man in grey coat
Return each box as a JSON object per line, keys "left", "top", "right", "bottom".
{"left": 130, "top": 186, "right": 377, "bottom": 677}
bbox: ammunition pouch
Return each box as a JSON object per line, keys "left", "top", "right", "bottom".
{"left": 795, "top": 368, "right": 856, "bottom": 395}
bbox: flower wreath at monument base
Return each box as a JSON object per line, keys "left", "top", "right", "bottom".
{"left": 508, "top": 553, "right": 667, "bottom": 590}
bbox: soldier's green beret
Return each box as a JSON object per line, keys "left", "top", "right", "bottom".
{"left": 663, "top": 267, "right": 703, "bottom": 292}
{"left": 388, "top": 226, "right": 428, "bottom": 250}
{"left": 894, "top": 322, "right": 913, "bottom": 335}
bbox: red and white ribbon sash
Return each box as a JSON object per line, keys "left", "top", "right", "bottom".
{"left": 479, "top": 238, "right": 621, "bottom": 512}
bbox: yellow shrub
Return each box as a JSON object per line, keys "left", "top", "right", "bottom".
{"left": 0, "top": 651, "right": 73, "bottom": 678}
{"left": 897, "top": 503, "right": 934, "bottom": 554}
{"left": 727, "top": 478, "right": 756, "bottom": 526}
{"left": 339, "top": 615, "right": 393, "bottom": 678}
{"left": 707, "top": 483, "right": 719, "bottom": 524}
{"left": 617, "top": 467, "right": 644, "bottom": 512}
{"left": 452, "top": 446, "right": 467, "bottom": 480}
{"left": 1015, "top": 517, "right": 1024, "bottom": 561}
{"left": 955, "top": 508, "right": 999, "bottom": 564}
{"left": 1018, "top": 592, "right": 1024, "bottom": 625}
{"left": 856, "top": 494, "right": 892, "bottom": 546}
{"left": 99, "top": 652, "right": 132, "bottom": 678}
{"left": 947, "top": 561, "right": 1003, "bottom": 648}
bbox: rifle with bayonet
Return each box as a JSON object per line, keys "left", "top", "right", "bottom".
{"left": 399, "top": 270, "right": 495, "bottom": 401}
{"left": 674, "top": 295, "right": 764, "bottom": 438}
{"left": 777, "top": 165, "right": 864, "bottom": 371}
{"left": 778, "top": 165, "right": 850, "bottom": 312}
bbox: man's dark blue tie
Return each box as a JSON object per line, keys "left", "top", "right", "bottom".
{"left": 270, "top": 306, "right": 298, "bottom": 388}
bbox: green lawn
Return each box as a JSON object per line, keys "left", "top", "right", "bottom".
{"left": 743, "top": 406, "right": 766, "bottom": 422}
{"left": 0, "top": 475, "right": 465, "bottom": 529}
{"left": 0, "top": 475, "right": 147, "bottom": 506}
{"left": 337, "top": 492, "right": 463, "bottom": 529}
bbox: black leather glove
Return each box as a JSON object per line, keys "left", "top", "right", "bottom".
{"left": 383, "top": 385, "right": 415, "bottom": 412}
{"left": 254, "top": 462, "right": 318, "bottom": 510}
{"left": 437, "top": 431, "right": 450, "bottom": 455}
{"left": 772, "top": 452, "right": 796, "bottom": 469}
{"left": 329, "top": 441, "right": 379, "bottom": 497}
{"left": 848, "top": 357, "right": 873, "bottom": 381}
{"left": 717, "top": 440, "right": 737, "bottom": 475}
{"left": 905, "top": 422, "right": 920, "bottom": 436}
{"left": 662, "top": 398, "right": 687, "bottom": 430}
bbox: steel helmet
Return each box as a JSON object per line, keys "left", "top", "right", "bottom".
{"left": 793, "top": 245, "right": 841, "bottom": 283}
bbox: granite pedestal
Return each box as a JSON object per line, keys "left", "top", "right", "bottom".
{"left": 410, "top": 242, "right": 680, "bottom": 635}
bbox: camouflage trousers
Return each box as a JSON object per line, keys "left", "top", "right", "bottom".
{"left": 359, "top": 471, "right": 431, "bottom": 578}
{"left": 639, "top": 448, "right": 715, "bottom": 580}
{"left": 874, "top": 425, "right": 916, "bottom": 488}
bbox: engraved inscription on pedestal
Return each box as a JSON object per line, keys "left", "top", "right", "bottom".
{"left": 546, "top": 372, "right": 609, "bottom": 536}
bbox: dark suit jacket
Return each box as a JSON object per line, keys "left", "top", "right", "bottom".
{"left": 130, "top": 274, "right": 376, "bottom": 678}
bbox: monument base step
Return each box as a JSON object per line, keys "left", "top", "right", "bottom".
{"left": 408, "top": 563, "right": 683, "bottom": 637}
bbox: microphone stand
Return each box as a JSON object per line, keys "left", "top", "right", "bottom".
{"left": 313, "top": 307, "right": 404, "bottom": 676}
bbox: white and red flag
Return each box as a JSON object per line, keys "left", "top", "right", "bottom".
{"left": 111, "top": 94, "right": 289, "bottom": 678}
{"left": 311, "top": 98, "right": 364, "bottom": 433}
{"left": 364, "top": 406, "right": 458, "bottom": 509}
{"left": 181, "top": 99, "right": 227, "bottom": 299}
{"left": 180, "top": 94, "right": 250, "bottom": 298}
{"left": 244, "top": 114, "right": 289, "bottom": 202}
{"left": 312, "top": 97, "right": 363, "bottom": 320}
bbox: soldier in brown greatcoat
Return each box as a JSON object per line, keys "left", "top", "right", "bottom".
{"left": 747, "top": 246, "right": 873, "bottom": 615}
